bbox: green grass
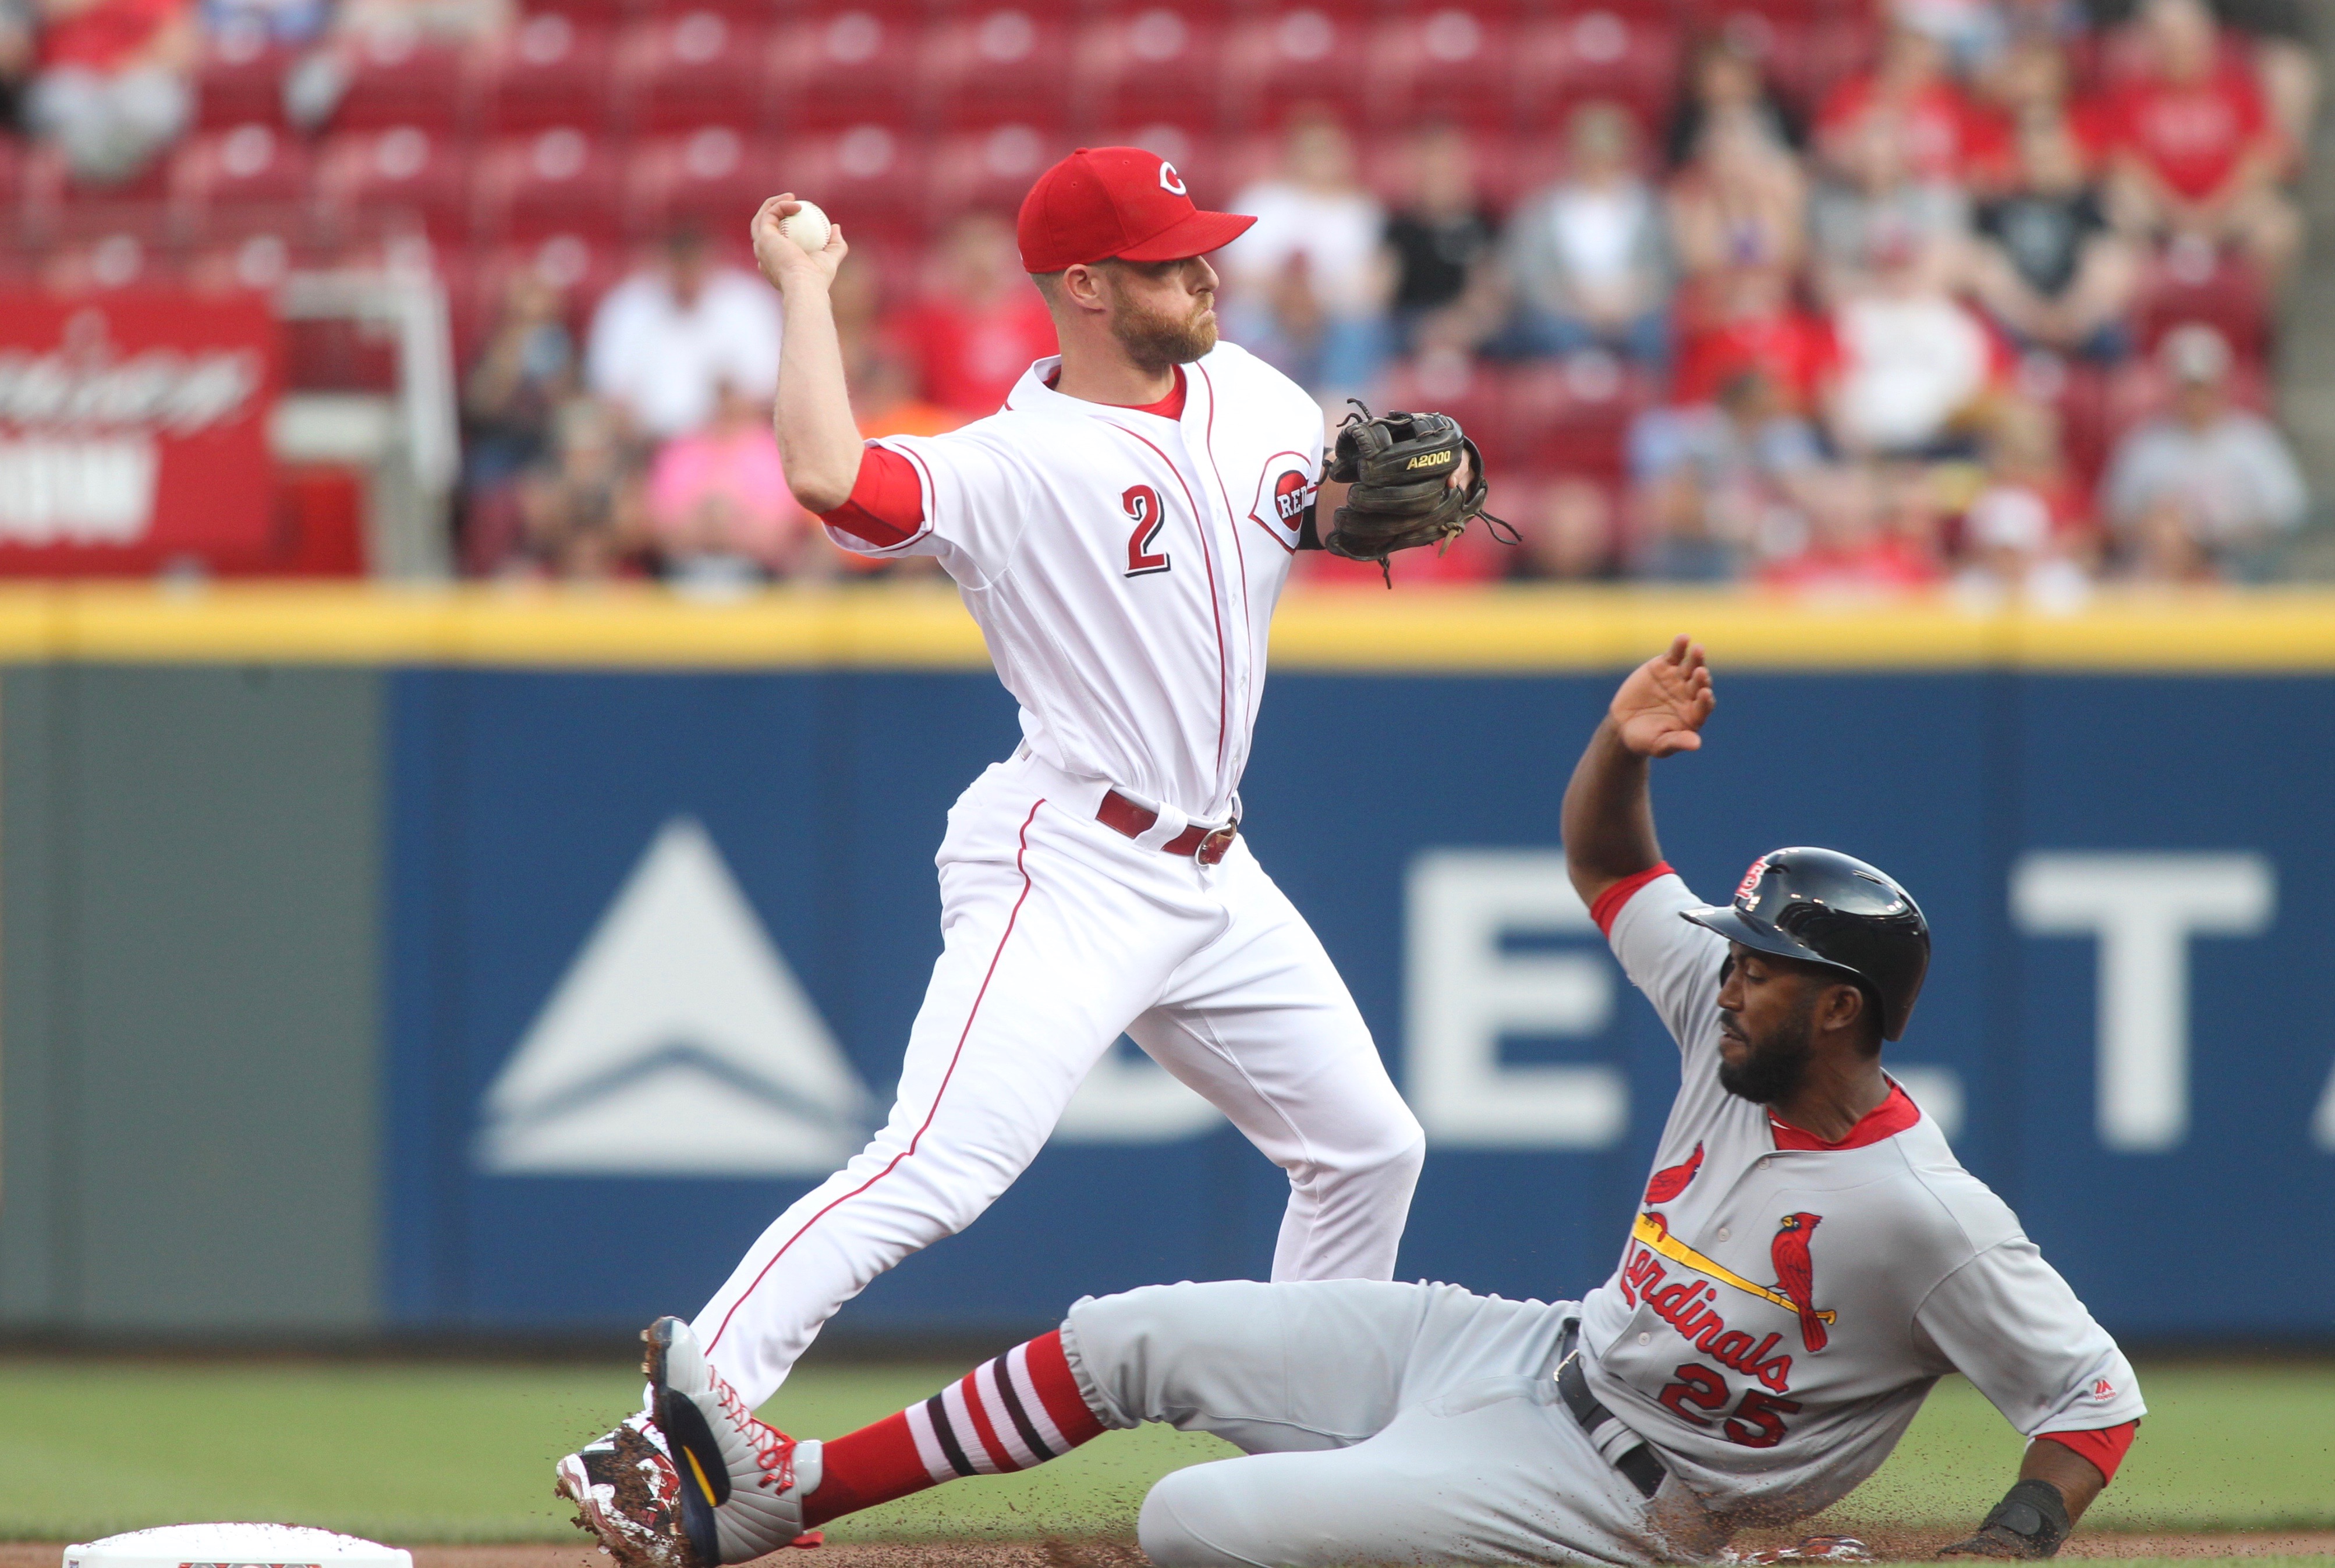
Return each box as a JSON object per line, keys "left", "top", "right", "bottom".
{"left": 3, "top": 1356, "right": 2330, "bottom": 1546}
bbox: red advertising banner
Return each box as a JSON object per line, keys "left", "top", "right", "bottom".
{"left": 0, "top": 293, "right": 283, "bottom": 574}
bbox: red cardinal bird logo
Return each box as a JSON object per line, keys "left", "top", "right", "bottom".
{"left": 1643, "top": 1141, "right": 1705, "bottom": 1204}
{"left": 1771, "top": 1213, "right": 1830, "bottom": 1353}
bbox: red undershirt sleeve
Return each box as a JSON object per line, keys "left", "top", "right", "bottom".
{"left": 2036, "top": 1420, "right": 2138, "bottom": 1484}
{"left": 820, "top": 444, "right": 927, "bottom": 547}
{"left": 1591, "top": 861, "right": 1675, "bottom": 938}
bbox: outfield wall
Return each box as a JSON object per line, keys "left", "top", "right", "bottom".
{"left": 1, "top": 587, "right": 2331, "bottom": 1343}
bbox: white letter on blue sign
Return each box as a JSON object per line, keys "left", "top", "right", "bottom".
{"left": 2011, "top": 852, "right": 2274, "bottom": 1153}
{"left": 1404, "top": 849, "right": 1626, "bottom": 1148}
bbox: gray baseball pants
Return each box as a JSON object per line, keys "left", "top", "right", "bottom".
{"left": 1061, "top": 1279, "right": 1664, "bottom": 1568}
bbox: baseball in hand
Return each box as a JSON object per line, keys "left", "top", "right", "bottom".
{"left": 778, "top": 201, "right": 831, "bottom": 253}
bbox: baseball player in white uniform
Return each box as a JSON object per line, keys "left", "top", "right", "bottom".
{"left": 619, "top": 637, "right": 2143, "bottom": 1568}
{"left": 559, "top": 148, "right": 1493, "bottom": 1567}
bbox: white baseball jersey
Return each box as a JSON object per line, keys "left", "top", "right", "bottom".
{"left": 826, "top": 341, "right": 1323, "bottom": 825}
{"left": 1578, "top": 871, "right": 2145, "bottom": 1521}
{"left": 695, "top": 342, "right": 1422, "bottom": 1409}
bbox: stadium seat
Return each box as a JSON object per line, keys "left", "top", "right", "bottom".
{"left": 480, "top": 12, "right": 621, "bottom": 134}
{"left": 317, "top": 126, "right": 474, "bottom": 244}
{"left": 621, "top": 10, "right": 771, "bottom": 133}
{"left": 1217, "top": 8, "right": 1373, "bottom": 130}
{"left": 766, "top": 8, "right": 923, "bottom": 132}
{"left": 922, "top": 8, "right": 1074, "bottom": 130}
{"left": 1512, "top": 9, "right": 1681, "bottom": 133}
{"left": 625, "top": 127, "right": 783, "bottom": 239}
{"left": 780, "top": 124, "right": 931, "bottom": 239}
{"left": 2134, "top": 250, "right": 2272, "bottom": 363}
{"left": 328, "top": 32, "right": 476, "bottom": 132}
{"left": 474, "top": 127, "right": 628, "bottom": 242}
{"left": 169, "top": 123, "right": 315, "bottom": 212}
{"left": 927, "top": 125, "right": 1076, "bottom": 222}
{"left": 1069, "top": 9, "right": 1227, "bottom": 133}
{"left": 197, "top": 27, "right": 293, "bottom": 129}
{"left": 1507, "top": 353, "right": 1653, "bottom": 478}
{"left": 1365, "top": 8, "right": 1521, "bottom": 131}
{"left": 31, "top": 202, "right": 184, "bottom": 291}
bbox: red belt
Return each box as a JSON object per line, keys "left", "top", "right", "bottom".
{"left": 1097, "top": 790, "right": 1238, "bottom": 866}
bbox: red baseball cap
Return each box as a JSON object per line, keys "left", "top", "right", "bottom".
{"left": 1016, "top": 147, "right": 1256, "bottom": 272}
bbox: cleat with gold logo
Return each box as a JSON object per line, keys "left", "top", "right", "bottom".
{"left": 644, "top": 1315, "right": 823, "bottom": 1566}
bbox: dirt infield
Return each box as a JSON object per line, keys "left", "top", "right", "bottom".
{"left": 11, "top": 1535, "right": 2335, "bottom": 1567}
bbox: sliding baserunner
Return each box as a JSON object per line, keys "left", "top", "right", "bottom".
{"left": 639, "top": 636, "right": 2142, "bottom": 1567}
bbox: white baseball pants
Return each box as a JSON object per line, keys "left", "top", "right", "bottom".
{"left": 694, "top": 751, "right": 1426, "bottom": 1407}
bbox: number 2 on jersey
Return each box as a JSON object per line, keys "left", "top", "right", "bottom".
{"left": 1122, "top": 484, "right": 1171, "bottom": 577}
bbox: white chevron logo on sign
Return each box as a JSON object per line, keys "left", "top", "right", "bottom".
{"left": 474, "top": 817, "right": 873, "bottom": 1176}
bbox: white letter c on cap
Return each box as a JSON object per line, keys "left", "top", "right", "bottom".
{"left": 1159, "top": 160, "right": 1186, "bottom": 196}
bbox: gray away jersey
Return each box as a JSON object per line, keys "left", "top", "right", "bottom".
{"left": 1578, "top": 872, "right": 2144, "bottom": 1523}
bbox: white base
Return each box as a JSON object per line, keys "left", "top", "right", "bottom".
{"left": 65, "top": 1524, "right": 413, "bottom": 1568}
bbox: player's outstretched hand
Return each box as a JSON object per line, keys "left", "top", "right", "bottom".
{"left": 1610, "top": 635, "right": 1716, "bottom": 758}
{"left": 752, "top": 194, "right": 848, "bottom": 295}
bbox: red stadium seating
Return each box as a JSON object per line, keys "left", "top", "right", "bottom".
{"left": 621, "top": 10, "right": 771, "bottom": 133}
{"left": 1365, "top": 8, "right": 1521, "bottom": 131}
{"left": 328, "top": 33, "right": 476, "bottom": 133}
{"left": 1512, "top": 9, "right": 1682, "bottom": 134}
{"left": 169, "top": 123, "right": 315, "bottom": 212}
{"left": 1508, "top": 353, "right": 1654, "bottom": 478}
{"left": 30, "top": 203, "right": 185, "bottom": 291}
{"left": 780, "top": 123, "right": 930, "bottom": 240}
{"left": 923, "top": 8, "right": 1075, "bottom": 130}
{"left": 927, "top": 124, "right": 1077, "bottom": 222}
{"left": 317, "top": 126, "right": 474, "bottom": 243}
{"left": 766, "top": 8, "right": 923, "bottom": 132}
{"left": 480, "top": 12, "right": 621, "bottom": 133}
{"left": 2134, "top": 249, "right": 2272, "bottom": 363}
{"left": 197, "top": 30, "right": 293, "bottom": 129}
{"left": 474, "top": 127, "right": 628, "bottom": 242}
{"left": 1069, "top": 9, "right": 1227, "bottom": 134}
{"left": 1217, "top": 8, "right": 1373, "bottom": 130}
{"left": 625, "top": 127, "right": 784, "bottom": 239}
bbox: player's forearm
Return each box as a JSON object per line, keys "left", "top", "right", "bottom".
{"left": 1941, "top": 1440, "right": 2108, "bottom": 1558}
{"left": 773, "top": 285, "right": 864, "bottom": 514}
{"left": 1561, "top": 716, "right": 1663, "bottom": 904}
{"left": 2021, "top": 1438, "right": 2106, "bottom": 1526}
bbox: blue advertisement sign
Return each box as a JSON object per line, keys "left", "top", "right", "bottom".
{"left": 385, "top": 668, "right": 2335, "bottom": 1340}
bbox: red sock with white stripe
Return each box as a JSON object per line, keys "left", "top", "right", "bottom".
{"left": 801, "top": 1329, "right": 1107, "bottom": 1527}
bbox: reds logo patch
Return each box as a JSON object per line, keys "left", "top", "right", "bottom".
{"left": 1159, "top": 160, "right": 1186, "bottom": 196}
{"left": 1247, "top": 451, "right": 1316, "bottom": 553}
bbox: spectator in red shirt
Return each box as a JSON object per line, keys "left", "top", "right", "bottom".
{"left": 24, "top": 0, "right": 196, "bottom": 185}
{"left": 2096, "top": 0, "right": 2299, "bottom": 282}
{"left": 1671, "top": 266, "right": 1838, "bottom": 413}
{"left": 1816, "top": 8, "right": 2010, "bottom": 187}
{"left": 883, "top": 210, "right": 1059, "bottom": 421}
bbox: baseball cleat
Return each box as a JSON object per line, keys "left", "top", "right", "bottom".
{"left": 644, "top": 1315, "right": 824, "bottom": 1565}
{"left": 555, "top": 1411, "right": 690, "bottom": 1568}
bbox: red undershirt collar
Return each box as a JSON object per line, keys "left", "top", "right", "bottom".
{"left": 1767, "top": 1081, "right": 1921, "bottom": 1151}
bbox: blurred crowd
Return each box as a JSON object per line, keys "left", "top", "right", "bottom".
{"left": 1214, "top": 0, "right": 2316, "bottom": 591}
{"left": 1, "top": 0, "right": 2312, "bottom": 588}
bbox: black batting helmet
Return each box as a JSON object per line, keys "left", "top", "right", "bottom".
{"left": 1681, "top": 847, "right": 1930, "bottom": 1040}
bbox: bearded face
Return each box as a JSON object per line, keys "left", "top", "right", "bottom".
{"left": 1100, "top": 261, "right": 1219, "bottom": 370}
{"left": 1716, "top": 970, "right": 1820, "bottom": 1105}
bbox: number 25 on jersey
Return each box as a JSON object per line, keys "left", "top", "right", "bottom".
{"left": 1123, "top": 484, "right": 1171, "bottom": 577}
